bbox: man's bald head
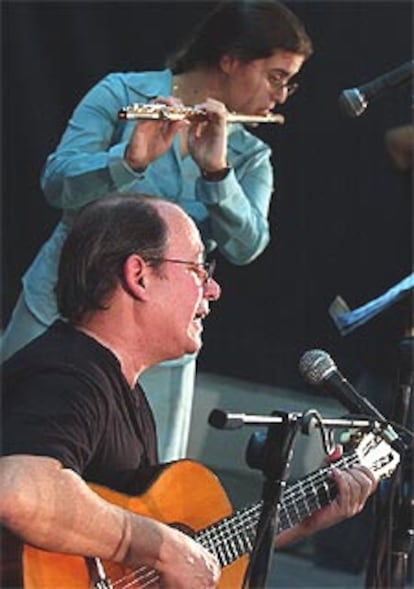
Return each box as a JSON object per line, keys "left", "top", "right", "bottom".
{"left": 56, "top": 193, "right": 188, "bottom": 323}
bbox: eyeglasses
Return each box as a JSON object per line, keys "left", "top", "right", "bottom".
{"left": 267, "top": 73, "right": 299, "bottom": 97}
{"left": 146, "top": 258, "right": 216, "bottom": 285}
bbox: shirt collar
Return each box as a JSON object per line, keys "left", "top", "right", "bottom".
{"left": 127, "top": 69, "right": 173, "bottom": 100}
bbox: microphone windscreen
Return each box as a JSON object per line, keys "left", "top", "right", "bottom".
{"left": 338, "top": 88, "right": 367, "bottom": 118}
{"left": 298, "top": 349, "right": 336, "bottom": 385}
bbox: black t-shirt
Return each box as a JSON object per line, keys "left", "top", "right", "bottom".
{"left": 1, "top": 321, "right": 158, "bottom": 495}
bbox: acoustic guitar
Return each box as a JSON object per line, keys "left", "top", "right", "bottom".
{"left": 7, "top": 432, "right": 400, "bottom": 589}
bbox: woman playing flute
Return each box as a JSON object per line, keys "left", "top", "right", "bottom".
{"left": 1, "top": 0, "right": 313, "bottom": 463}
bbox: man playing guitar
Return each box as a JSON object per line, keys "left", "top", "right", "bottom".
{"left": 1, "top": 194, "right": 378, "bottom": 589}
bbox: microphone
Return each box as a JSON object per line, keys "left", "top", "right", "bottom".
{"left": 298, "top": 349, "right": 406, "bottom": 454}
{"left": 338, "top": 60, "right": 414, "bottom": 118}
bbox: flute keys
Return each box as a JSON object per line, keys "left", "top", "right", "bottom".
{"left": 118, "top": 103, "right": 284, "bottom": 125}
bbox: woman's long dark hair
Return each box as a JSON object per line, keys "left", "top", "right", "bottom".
{"left": 168, "top": 0, "right": 313, "bottom": 74}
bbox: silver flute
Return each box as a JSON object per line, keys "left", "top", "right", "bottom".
{"left": 118, "top": 103, "right": 285, "bottom": 125}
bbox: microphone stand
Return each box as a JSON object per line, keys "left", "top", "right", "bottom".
{"left": 389, "top": 335, "right": 414, "bottom": 588}
{"left": 329, "top": 279, "right": 413, "bottom": 588}
{"left": 209, "top": 409, "right": 375, "bottom": 589}
{"left": 243, "top": 410, "right": 301, "bottom": 589}
{"left": 365, "top": 335, "right": 413, "bottom": 589}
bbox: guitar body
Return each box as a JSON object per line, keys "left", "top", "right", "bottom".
{"left": 21, "top": 460, "right": 248, "bottom": 589}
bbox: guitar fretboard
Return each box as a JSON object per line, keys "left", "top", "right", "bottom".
{"left": 193, "top": 453, "right": 357, "bottom": 568}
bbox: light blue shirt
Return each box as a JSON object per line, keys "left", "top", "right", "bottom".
{"left": 23, "top": 69, "right": 274, "bottom": 324}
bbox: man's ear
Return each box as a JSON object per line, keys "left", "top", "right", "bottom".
{"left": 122, "top": 254, "right": 149, "bottom": 300}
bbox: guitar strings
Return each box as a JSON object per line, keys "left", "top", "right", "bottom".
{"left": 195, "top": 452, "right": 358, "bottom": 554}
{"left": 111, "top": 566, "right": 159, "bottom": 588}
{"left": 107, "top": 452, "right": 362, "bottom": 588}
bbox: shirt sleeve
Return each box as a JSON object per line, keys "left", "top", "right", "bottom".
{"left": 40, "top": 73, "right": 158, "bottom": 210}
{"left": 2, "top": 371, "right": 107, "bottom": 475}
{"left": 196, "top": 142, "right": 274, "bottom": 265}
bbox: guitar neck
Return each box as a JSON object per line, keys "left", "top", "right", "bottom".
{"left": 194, "top": 453, "right": 355, "bottom": 568}
{"left": 277, "top": 463, "right": 338, "bottom": 533}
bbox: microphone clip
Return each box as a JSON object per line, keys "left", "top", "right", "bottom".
{"left": 300, "top": 409, "right": 336, "bottom": 456}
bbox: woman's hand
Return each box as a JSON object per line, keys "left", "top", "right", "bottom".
{"left": 125, "top": 97, "right": 189, "bottom": 171}
{"left": 188, "top": 98, "right": 228, "bottom": 173}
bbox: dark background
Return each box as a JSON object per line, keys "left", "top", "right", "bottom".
{"left": 2, "top": 0, "right": 412, "bottom": 391}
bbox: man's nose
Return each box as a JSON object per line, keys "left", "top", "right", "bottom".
{"left": 204, "top": 277, "right": 221, "bottom": 301}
